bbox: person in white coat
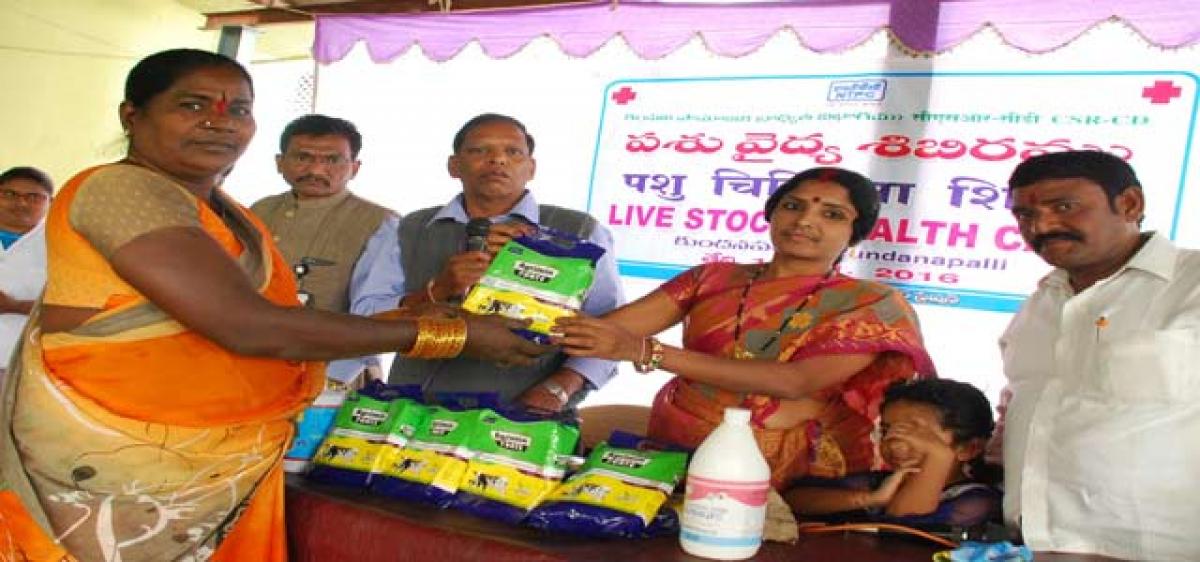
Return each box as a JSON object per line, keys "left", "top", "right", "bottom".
{"left": 0, "top": 166, "right": 52, "bottom": 374}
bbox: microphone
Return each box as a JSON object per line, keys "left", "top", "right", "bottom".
{"left": 464, "top": 218, "right": 491, "bottom": 253}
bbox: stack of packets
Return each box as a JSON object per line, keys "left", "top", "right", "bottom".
{"left": 526, "top": 436, "right": 688, "bottom": 538}
{"left": 373, "top": 405, "right": 480, "bottom": 507}
{"left": 305, "top": 384, "right": 688, "bottom": 538}
{"left": 307, "top": 384, "right": 427, "bottom": 487}
{"left": 461, "top": 226, "right": 606, "bottom": 344}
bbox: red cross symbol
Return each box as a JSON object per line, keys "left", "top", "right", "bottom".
{"left": 611, "top": 86, "right": 637, "bottom": 105}
{"left": 1142, "top": 80, "right": 1182, "bottom": 104}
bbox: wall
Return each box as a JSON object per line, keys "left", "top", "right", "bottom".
{"left": 0, "top": 0, "right": 222, "bottom": 186}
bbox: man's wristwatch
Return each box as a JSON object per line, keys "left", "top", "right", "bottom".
{"left": 541, "top": 380, "right": 571, "bottom": 404}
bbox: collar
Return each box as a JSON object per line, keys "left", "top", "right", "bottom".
{"left": 0, "top": 229, "right": 20, "bottom": 249}
{"left": 427, "top": 190, "right": 539, "bottom": 226}
{"left": 0, "top": 220, "right": 42, "bottom": 238}
{"left": 1122, "top": 231, "right": 1176, "bottom": 281}
{"left": 0, "top": 221, "right": 43, "bottom": 251}
{"left": 288, "top": 188, "right": 353, "bottom": 210}
{"left": 1039, "top": 231, "right": 1177, "bottom": 291}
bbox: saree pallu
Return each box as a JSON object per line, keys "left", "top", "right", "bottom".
{"left": 647, "top": 263, "right": 935, "bottom": 489}
{"left": 0, "top": 165, "right": 323, "bottom": 562}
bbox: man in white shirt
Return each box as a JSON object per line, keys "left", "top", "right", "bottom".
{"left": 998, "top": 150, "right": 1200, "bottom": 560}
{"left": 0, "top": 167, "right": 52, "bottom": 375}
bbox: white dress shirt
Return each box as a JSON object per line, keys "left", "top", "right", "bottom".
{"left": 0, "top": 222, "right": 46, "bottom": 369}
{"left": 1000, "top": 232, "right": 1200, "bottom": 561}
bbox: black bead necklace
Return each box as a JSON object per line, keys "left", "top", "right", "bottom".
{"left": 731, "top": 263, "right": 835, "bottom": 360}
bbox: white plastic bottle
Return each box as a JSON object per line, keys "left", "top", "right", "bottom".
{"left": 679, "top": 407, "right": 771, "bottom": 560}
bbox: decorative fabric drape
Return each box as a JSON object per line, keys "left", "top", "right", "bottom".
{"left": 313, "top": 0, "right": 1200, "bottom": 63}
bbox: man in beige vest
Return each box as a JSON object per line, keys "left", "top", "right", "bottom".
{"left": 251, "top": 114, "right": 399, "bottom": 385}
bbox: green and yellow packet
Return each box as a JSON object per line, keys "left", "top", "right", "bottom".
{"left": 371, "top": 406, "right": 482, "bottom": 507}
{"left": 451, "top": 409, "right": 580, "bottom": 524}
{"left": 309, "top": 392, "right": 423, "bottom": 487}
{"left": 462, "top": 227, "right": 605, "bottom": 343}
{"left": 526, "top": 443, "right": 689, "bottom": 538}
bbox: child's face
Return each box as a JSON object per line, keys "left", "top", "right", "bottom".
{"left": 877, "top": 400, "right": 957, "bottom": 469}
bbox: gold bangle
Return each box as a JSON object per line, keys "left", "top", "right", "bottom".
{"left": 633, "top": 337, "right": 650, "bottom": 373}
{"left": 634, "top": 337, "right": 665, "bottom": 374}
{"left": 648, "top": 338, "right": 665, "bottom": 370}
{"left": 401, "top": 317, "right": 467, "bottom": 359}
{"left": 633, "top": 337, "right": 649, "bottom": 373}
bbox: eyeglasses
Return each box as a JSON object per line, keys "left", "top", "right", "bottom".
{"left": 0, "top": 189, "right": 49, "bottom": 204}
{"left": 284, "top": 152, "right": 350, "bottom": 167}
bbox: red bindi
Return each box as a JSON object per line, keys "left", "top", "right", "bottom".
{"left": 214, "top": 92, "right": 229, "bottom": 116}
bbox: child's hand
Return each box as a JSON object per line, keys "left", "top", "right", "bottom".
{"left": 866, "top": 467, "right": 920, "bottom": 507}
{"left": 883, "top": 418, "right": 955, "bottom": 465}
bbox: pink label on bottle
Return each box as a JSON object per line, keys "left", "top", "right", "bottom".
{"left": 686, "top": 474, "right": 769, "bottom": 507}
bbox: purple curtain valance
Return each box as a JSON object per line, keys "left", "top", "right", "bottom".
{"left": 313, "top": 0, "right": 1200, "bottom": 63}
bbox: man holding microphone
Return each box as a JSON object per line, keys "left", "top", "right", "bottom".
{"left": 353, "top": 113, "right": 625, "bottom": 413}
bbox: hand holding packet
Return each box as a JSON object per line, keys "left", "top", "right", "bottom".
{"left": 462, "top": 226, "right": 606, "bottom": 344}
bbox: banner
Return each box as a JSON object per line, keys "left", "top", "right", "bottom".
{"left": 228, "top": 25, "right": 1200, "bottom": 405}
{"left": 589, "top": 72, "right": 1197, "bottom": 312}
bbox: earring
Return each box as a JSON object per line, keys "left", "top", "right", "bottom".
{"left": 202, "top": 120, "right": 213, "bottom": 128}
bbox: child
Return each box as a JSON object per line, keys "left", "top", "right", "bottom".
{"left": 784, "top": 378, "right": 1001, "bottom": 527}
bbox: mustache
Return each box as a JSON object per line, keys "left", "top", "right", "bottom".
{"left": 296, "top": 175, "right": 330, "bottom": 186}
{"left": 1031, "top": 231, "right": 1084, "bottom": 251}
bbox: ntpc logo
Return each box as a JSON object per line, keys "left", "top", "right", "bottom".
{"left": 828, "top": 79, "right": 887, "bottom": 102}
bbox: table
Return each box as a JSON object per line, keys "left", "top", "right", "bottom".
{"left": 285, "top": 477, "right": 1119, "bottom": 562}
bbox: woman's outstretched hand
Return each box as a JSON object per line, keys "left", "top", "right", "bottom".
{"left": 552, "top": 315, "right": 642, "bottom": 362}
{"left": 461, "top": 314, "right": 551, "bottom": 367}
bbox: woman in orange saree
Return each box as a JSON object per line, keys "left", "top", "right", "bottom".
{"left": 557, "top": 167, "right": 935, "bottom": 489}
{"left": 0, "top": 49, "right": 544, "bottom": 562}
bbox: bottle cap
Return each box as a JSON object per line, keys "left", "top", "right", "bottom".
{"left": 723, "top": 407, "right": 751, "bottom": 425}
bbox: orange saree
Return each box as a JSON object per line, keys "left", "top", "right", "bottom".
{"left": 647, "top": 262, "right": 935, "bottom": 489}
{"left": 0, "top": 164, "right": 323, "bottom": 561}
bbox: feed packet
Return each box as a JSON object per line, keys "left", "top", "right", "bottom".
{"left": 284, "top": 388, "right": 348, "bottom": 473}
{"left": 526, "top": 442, "right": 688, "bottom": 538}
{"left": 371, "top": 406, "right": 483, "bottom": 508}
{"left": 307, "top": 385, "right": 425, "bottom": 487}
{"left": 451, "top": 408, "right": 580, "bottom": 524}
{"left": 462, "top": 227, "right": 605, "bottom": 344}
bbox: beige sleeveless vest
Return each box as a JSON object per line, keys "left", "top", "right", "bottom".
{"left": 250, "top": 190, "right": 391, "bottom": 313}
